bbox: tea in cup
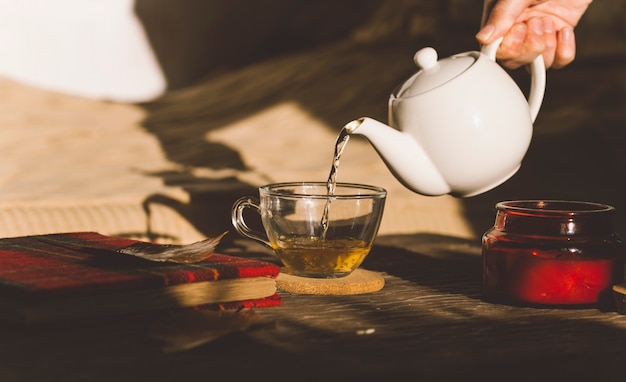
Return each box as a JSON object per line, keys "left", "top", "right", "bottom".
{"left": 231, "top": 182, "right": 387, "bottom": 278}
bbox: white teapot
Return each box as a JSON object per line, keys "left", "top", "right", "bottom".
{"left": 347, "top": 39, "right": 546, "bottom": 197}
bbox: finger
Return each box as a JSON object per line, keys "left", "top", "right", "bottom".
{"left": 499, "top": 23, "right": 526, "bottom": 58}
{"left": 553, "top": 27, "right": 576, "bottom": 69}
{"left": 540, "top": 16, "right": 557, "bottom": 68}
{"left": 476, "top": 0, "right": 536, "bottom": 44}
{"left": 500, "top": 19, "right": 547, "bottom": 70}
{"left": 497, "top": 23, "right": 527, "bottom": 69}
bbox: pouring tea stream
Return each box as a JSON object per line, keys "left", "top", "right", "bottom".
{"left": 340, "top": 38, "right": 546, "bottom": 198}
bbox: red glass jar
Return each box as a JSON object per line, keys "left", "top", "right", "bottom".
{"left": 482, "top": 200, "right": 626, "bottom": 307}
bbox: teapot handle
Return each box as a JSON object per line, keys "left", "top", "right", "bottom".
{"left": 481, "top": 37, "right": 546, "bottom": 123}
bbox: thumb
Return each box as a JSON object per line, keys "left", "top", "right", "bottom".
{"left": 476, "top": 0, "right": 535, "bottom": 44}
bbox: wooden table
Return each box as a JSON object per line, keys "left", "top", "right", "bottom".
{"left": 2, "top": 233, "right": 626, "bottom": 381}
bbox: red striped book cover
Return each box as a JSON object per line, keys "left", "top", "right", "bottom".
{"left": 0, "top": 232, "right": 281, "bottom": 324}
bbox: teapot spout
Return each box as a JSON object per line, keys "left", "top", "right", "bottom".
{"left": 346, "top": 117, "right": 450, "bottom": 196}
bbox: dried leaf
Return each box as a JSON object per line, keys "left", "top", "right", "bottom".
{"left": 119, "top": 232, "right": 228, "bottom": 263}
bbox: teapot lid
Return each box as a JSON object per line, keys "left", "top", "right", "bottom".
{"left": 396, "top": 47, "right": 477, "bottom": 97}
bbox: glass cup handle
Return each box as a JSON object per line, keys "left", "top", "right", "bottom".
{"left": 231, "top": 196, "right": 271, "bottom": 247}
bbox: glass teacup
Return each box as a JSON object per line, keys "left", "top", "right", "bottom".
{"left": 231, "top": 182, "right": 386, "bottom": 278}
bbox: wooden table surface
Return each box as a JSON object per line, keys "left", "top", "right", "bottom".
{"left": 2, "top": 233, "right": 626, "bottom": 381}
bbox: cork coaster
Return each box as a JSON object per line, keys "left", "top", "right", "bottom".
{"left": 276, "top": 268, "right": 385, "bottom": 295}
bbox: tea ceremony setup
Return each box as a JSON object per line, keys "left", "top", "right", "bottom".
{"left": 1, "top": 1, "right": 626, "bottom": 381}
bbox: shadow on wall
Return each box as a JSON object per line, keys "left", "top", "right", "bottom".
{"left": 134, "top": 0, "right": 626, "bottom": 240}
{"left": 134, "top": 0, "right": 383, "bottom": 90}
{"left": 133, "top": 0, "right": 465, "bottom": 241}
{"left": 136, "top": 38, "right": 427, "bottom": 241}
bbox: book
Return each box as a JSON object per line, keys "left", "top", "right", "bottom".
{"left": 0, "top": 232, "right": 281, "bottom": 324}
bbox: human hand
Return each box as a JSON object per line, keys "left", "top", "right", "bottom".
{"left": 476, "top": 0, "right": 592, "bottom": 69}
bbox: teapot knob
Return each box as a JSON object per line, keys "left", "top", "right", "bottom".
{"left": 414, "top": 47, "right": 438, "bottom": 70}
